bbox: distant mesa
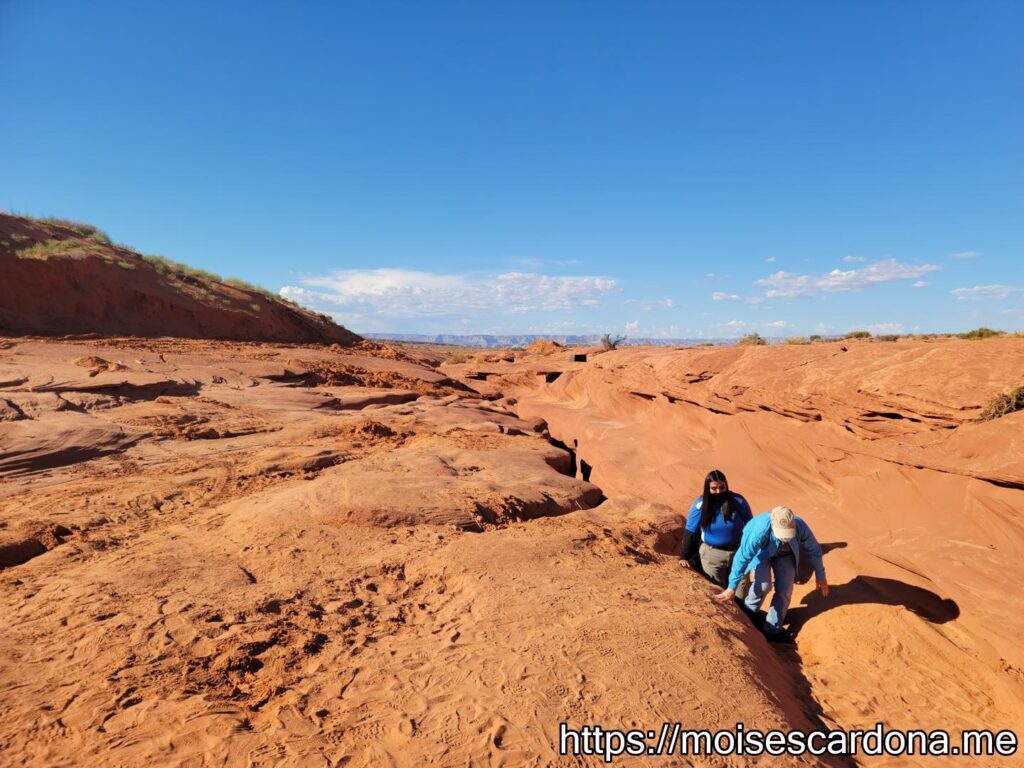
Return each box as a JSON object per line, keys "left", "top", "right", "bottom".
{"left": 363, "top": 333, "right": 736, "bottom": 348}
{"left": 0, "top": 213, "right": 360, "bottom": 344}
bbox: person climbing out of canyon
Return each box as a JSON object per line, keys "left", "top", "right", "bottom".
{"left": 679, "top": 469, "right": 753, "bottom": 598}
{"left": 713, "top": 505, "right": 828, "bottom": 642}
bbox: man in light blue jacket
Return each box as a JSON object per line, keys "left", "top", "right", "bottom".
{"left": 713, "top": 506, "right": 829, "bottom": 640}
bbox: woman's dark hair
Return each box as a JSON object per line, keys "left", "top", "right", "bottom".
{"left": 700, "top": 469, "right": 734, "bottom": 529}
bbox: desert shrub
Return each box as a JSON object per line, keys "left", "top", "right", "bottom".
{"left": 737, "top": 332, "right": 766, "bottom": 346}
{"left": 224, "top": 276, "right": 283, "bottom": 301}
{"left": 187, "top": 266, "right": 223, "bottom": 283}
{"left": 37, "top": 216, "right": 107, "bottom": 240}
{"left": 141, "top": 254, "right": 223, "bottom": 283}
{"left": 980, "top": 386, "right": 1024, "bottom": 421}
{"left": 809, "top": 334, "right": 823, "bottom": 342}
{"left": 142, "top": 254, "right": 181, "bottom": 273}
{"left": 225, "top": 277, "right": 276, "bottom": 297}
{"left": 844, "top": 330, "right": 871, "bottom": 339}
{"left": 16, "top": 238, "right": 106, "bottom": 260}
{"left": 250, "top": 303, "right": 261, "bottom": 312}
{"left": 601, "top": 333, "right": 626, "bottom": 350}
{"left": 876, "top": 334, "right": 900, "bottom": 341}
{"left": 786, "top": 336, "right": 808, "bottom": 345}
{"left": 959, "top": 327, "right": 1004, "bottom": 340}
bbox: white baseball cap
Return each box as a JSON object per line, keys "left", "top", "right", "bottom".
{"left": 770, "top": 506, "right": 797, "bottom": 541}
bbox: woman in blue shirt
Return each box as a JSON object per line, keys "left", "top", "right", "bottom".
{"left": 679, "top": 469, "right": 753, "bottom": 596}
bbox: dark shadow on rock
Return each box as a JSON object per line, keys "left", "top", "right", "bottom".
{"left": 819, "top": 541, "right": 847, "bottom": 555}
{"left": 768, "top": 641, "right": 861, "bottom": 768}
{"left": 787, "top": 575, "right": 960, "bottom": 636}
{"left": 653, "top": 523, "right": 683, "bottom": 557}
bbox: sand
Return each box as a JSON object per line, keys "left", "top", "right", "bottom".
{"left": 447, "top": 337, "right": 1024, "bottom": 765}
{"left": 1, "top": 335, "right": 1021, "bottom": 766}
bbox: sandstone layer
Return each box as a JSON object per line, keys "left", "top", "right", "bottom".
{"left": 445, "top": 337, "right": 1024, "bottom": 765}
{"left": 1, "top": 338, "right": 846, "bottom": 767}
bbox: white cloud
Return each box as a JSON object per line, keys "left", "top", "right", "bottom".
{"left": 714, "top": 292, "right": 770, "bottom": 306}
{"left": 912, "top": 281, "right": 929, "bottom": 288}
{"left": 510, "top": 257, "right": 583, "bottom": 268}
{"left": 627, "top": 297, "right": 675, "bottom": 311}
{"left": 765, "top": 257, "right": 777, "bottom": 263}
{"left": 949, "top": 251, "right": 979, "bottom": 260}
{"left": 842, "top": 256, "right": 867, "bottom": 263}
{"left": 625, "top": 320, "right": 640, "bottom": 331}
{"left": 705, "top": 272, "right": 716, "bottom": 278}
{"left": 764, "top": 320, "right": 793, "bottom": 329}
{"left": 280, "top": 268, "right": 618, "bottom": 318}
{"left": 864, "top": 323, "right": 906, "bottom": 334}
{"left": 754, "top": 258, "right": 941, "bottom": 298}
{"left": 951, "top": 285, "right": 1018, "bottom": 300}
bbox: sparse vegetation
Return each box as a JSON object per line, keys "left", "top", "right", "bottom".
{"left": 876, "top": 334, "right": 900, "bottom": 341}
{"left": 225, "top": 277, "right": 278, "bottom": 299}
{"left": 226, "top": 277, "right": 260, "bottom": 291}
{"left": 601, "top": 334, "right": 626, "bottom": 350}
{"left": 250, "top": 303, "right": 261, "bottom": 312}
{"left": 844, "top": 330, "right": 871, "bottom": 339}
{"left": 737, "top": 332, "right": 767, "bottom": 346}
{"left": 37, "top": 216, "right": 110, "bottom": 242}
{"left": 141, "top": 253, "right": 222, "bottom": 283}
{"left": 187, "top": 266, "right": 223, "bottom": 283}
{"left": 142, "top": 254, "right": 182, "bottom": 273}
{"left": 16, "top": 238, "right": 108, "bottom": 260}
{"left": 786, "top": 336, "right": 808, "bottom": 345}
{"left": 959, "top": 327, "right": 1004, "bottom": 340}
{"left": 809, "top": 334, "right": 823, "bottom": 342}
{"left": 980, "top": 386, "right": 1024, "bottom": 421}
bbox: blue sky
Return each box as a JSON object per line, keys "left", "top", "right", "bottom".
{"left": 2, "top": 1, "right": 1022, "bottom": 337}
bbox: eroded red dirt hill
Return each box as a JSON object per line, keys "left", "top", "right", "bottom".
{"left": 0, "top": 213, "right": 358, "bottom": 344}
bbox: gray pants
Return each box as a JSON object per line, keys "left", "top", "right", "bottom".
{"left": 700, "top": 543, "right": 749, "bottom": 599}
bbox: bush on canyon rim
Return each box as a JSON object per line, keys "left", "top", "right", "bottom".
{"left": 960, "top": 327, "right": 1004, "bottom": 340}
{"left": 981, "top": 386, "right": 1024, "bottom": 421}
{"left": 737, "top": 332, "right": 767, "bottom": 346}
